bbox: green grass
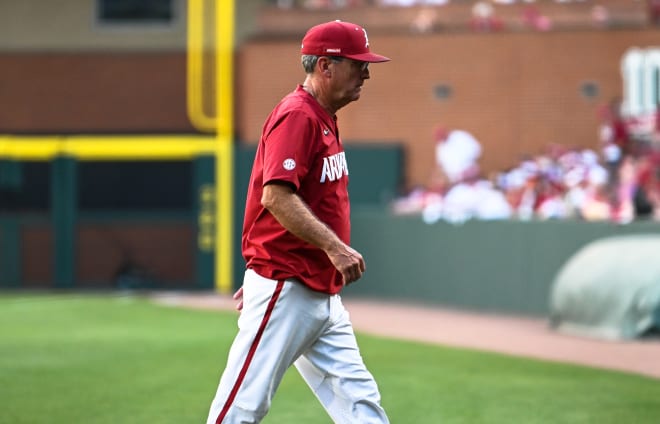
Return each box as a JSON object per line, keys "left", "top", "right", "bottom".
{"left": 1, "top": 293, "right": 659, "bottom": 424}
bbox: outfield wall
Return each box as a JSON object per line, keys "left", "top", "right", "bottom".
{"left": 3, "top": 141, "right": 660, "bottom": 317}
{"left": 235, "top": 145, "right": 660, "bottom": 317}
{"left": 343, "top": 212, "right": 660, "bottom": 316}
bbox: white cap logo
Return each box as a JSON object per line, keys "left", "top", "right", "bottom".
{"left": 283, "top": 158, "right": 296, "bottom": 171}
{"left": 362, "top": 28, "right": 369, "bottom": 48}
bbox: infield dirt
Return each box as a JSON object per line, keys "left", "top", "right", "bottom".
{"left": 151, "top": 292, "right": 660, "bottom": 380}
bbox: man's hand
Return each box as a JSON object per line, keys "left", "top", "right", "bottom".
{"left": 261, "top": 183, "right": 366, "bottom": 286}
{"left": 233, "top": 286, "right": 244, "bottom": 311}
{"left": 326, "top": 243, "right": 366, "bottom": 286}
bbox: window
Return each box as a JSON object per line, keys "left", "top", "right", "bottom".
{"left": 621, "top": 47, "right": 660, "bottom": 116}
{"left": 97, "top": 0, "right": 174, "bottom": 25}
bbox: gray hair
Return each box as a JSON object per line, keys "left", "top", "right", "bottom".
{"left": 301, "top": 55, "right": 343, "bottom": 74}
{"left": 301, "top": 55, "right": 319, "bottom": 74}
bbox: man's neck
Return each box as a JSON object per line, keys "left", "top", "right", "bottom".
{"left": 302, "top": 79, "right": 336, "bottom": 116}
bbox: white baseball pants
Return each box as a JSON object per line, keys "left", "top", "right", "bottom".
{"left": 206, "top": 269, "right": 389, "bottom": 424}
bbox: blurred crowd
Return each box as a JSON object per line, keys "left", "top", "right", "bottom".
{"left": 392, "top": 101, "right": 660, "bottom": 224}
{"left": 268, "top": 0, "right": 659, "bottom": 33}
{"left": 270, "top": 0, "right": 632, "bottom": 9}
{"left": 264, "top": 0, "right": 660, "bottom": 224}
{"left": 270, "top": 0, "right": 659, "bottom": 11}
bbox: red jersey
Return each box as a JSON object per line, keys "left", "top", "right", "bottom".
{"left": 242, "top": 85, "right": 351, "bottom": 294}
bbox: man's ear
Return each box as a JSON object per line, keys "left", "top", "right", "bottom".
{"left": 318, "top": 57, "right": 332, "bottom": 76}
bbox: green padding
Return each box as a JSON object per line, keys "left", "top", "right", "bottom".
{"left": 550, "top": 235, "right": 660, "bottom": 340}
{"left": 0, "top": 160, "right": 22, "bottom": 190}
{"left": 193, "top": 155, "right": 215, "bottom": 289}
{"left": 342, "top": 144, "right": 404, "bottom": 205}
{"left": 52, "top": 156, "right": 77, "bottom": 288}
{"left": 0, "top": 218, "right": 21, "bottom": 286}
{"left": 343, "top": 211, "right": 660, "bottom": 316}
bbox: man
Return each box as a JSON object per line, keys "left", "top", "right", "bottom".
{"left": 206, "top": 20, "right": 391, "bottom": 424}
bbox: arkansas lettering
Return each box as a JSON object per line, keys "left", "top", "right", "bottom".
{"left": 320, "top": 151, "right": 349, "bottom": 183}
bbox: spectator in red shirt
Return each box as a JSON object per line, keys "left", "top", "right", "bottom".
{"left": 649, "top": 0, "right": 660, "bottom": 26}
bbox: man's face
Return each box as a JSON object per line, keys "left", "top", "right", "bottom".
{"left": 327, "top": 57, "right": 370, "bottom": 108}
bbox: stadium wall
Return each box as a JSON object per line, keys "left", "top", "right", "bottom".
{"left": 2, "top": 29, "right": 659, "bottom": 186}
{"left": 344, "top": 212, "right": 660, "bottom": 316}
{"left": 4, "top": 143, "right": 659, "bottom": 319}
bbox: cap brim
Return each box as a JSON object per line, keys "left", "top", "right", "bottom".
{"left": 343, "top": 52, "right": 391, "bottom": 63}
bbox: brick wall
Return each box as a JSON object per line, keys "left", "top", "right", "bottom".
{"left": 2, "top": 29, "right": 659, "bottom": 189}
{"left": 237, "top": 29, "right": 660, "bottom": 188}
{"left": 0, "top": 52, "right": 194, "bottom": 134}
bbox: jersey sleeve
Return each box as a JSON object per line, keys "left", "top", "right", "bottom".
{"left": 262, "top": 110, "right": 317, "bottom": 191}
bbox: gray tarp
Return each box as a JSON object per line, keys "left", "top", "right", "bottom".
{"left": 549, "top": 234, "right": 660, "bottom": 340}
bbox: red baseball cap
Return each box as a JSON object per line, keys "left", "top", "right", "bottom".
{"left": 301, "top": 20, "right": 391, "bottom": 63}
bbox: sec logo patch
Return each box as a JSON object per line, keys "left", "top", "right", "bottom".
{"left": 283, "top": 158, "right": 296, "bottom": 171}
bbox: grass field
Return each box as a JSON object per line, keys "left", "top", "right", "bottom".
{"left": 1, "top": 293, "right": 659, "bottom": 424}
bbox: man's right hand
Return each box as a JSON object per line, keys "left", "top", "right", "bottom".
{"left": 261, "top": 183, "right": 365, "bottom": 286}
{"left": 326, "top": 243, "right": 366, "bottom": 286}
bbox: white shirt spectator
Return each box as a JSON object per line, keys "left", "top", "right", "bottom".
{"left": 473, "top": 180, "right": 512, "bottom": 220}
{"left": 378, "top": 0, "right": 418, "bottom": 6}
{"left": 435, "top": 129, "right": 482, "bottom": 184}
{"left": 425, "top": 179, "right": 511, "bottom": 225}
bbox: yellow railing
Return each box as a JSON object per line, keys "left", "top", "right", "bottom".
{"left": 186, "top": 0, "right": 217, "bottom": 133}
{"left": 0, "top": 0, "right": 236, "bottom": 294}
{"left": 0, "top": 135, "right": 215, "bottom": 161}
{"left": 187, "top": 0, "right": 235, "bottom": 294}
